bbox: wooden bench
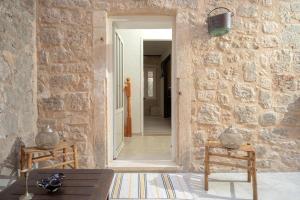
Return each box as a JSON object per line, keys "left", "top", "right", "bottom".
{"left": 19, "top": 142, "right": 78, "bottom": 174}
{"left": 204, "top": 141, "right": 257, "bottom": 200}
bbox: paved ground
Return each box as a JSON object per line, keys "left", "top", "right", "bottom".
{"left": 1, "top": 172, "right": 299, "bottom": 199}
{"left": 183, "top": 172, "right": 300, "bottom": 200}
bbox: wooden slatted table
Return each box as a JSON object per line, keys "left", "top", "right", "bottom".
{"left": 0, "top": 169, "right": 114, "bottom": 200}
{"left": 19, "top": 142, "right": 78, "bottom": 174}
{"left": 204, "top": 141, "right": 257, "bottom": 200}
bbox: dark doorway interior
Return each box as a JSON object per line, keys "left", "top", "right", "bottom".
{"left": 161, "top": 55, "right": 171, "bottom": 118}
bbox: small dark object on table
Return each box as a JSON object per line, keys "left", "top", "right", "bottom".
{"left": 37, "top": 173, "right": 65, "bottom": 192}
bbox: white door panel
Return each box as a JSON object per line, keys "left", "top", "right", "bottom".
{"left": 113, "top": 31, "right": 124, "bottom": 158}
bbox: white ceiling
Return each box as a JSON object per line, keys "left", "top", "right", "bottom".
{"left": 144, "top": 41, "right": 172, "bottom": 56}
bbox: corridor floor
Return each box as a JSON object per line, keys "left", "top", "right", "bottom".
{"left": 117, "top": 116, "right": 172, "bottom": 160}
{"left": 117, "top": 135, "right": 171, "bottom": 160}
{"left": 144, "top": 116, "right": 171, "bottom": 135}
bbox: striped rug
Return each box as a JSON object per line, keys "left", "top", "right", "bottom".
{"left": 110, "top": 173, "right": 193, "bottom": 199}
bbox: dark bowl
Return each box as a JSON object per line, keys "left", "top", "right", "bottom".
{"left": 37, "top": 173, "right": 65, "bottom": 193}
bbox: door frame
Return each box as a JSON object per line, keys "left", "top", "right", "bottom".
{"left": 106, "top": 16, "right": 178, "bottom": 165}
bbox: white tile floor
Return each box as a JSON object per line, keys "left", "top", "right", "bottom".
{"left": 184, "top": 172, "right": 300, "bottom": 200}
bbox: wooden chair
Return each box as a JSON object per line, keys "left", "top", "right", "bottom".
{"left": 204, "top": 140, "right": 257, "bottom": 200}
{"left": 19, "top": 141, "right": 78, "bottom": 176}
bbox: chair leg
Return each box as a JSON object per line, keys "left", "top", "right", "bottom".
{"left": 204, "top": 146, "right": 209, "bottom": 191}
{"left": 247, "top": 152, "right": 251, "bottom": 182}
{"left": 251, "top": 152, "right": 258, "bottom": 200}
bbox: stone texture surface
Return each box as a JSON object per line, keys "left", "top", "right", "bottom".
{"left": 33, "top": 0, "right": 300, "bottom": 172}
{"left": 0, "top": 0, "right": 37, "bottom": 177}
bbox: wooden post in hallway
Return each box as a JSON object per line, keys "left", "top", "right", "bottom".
{"left": 124, "top": 78, "right": 132, "bottom": 137}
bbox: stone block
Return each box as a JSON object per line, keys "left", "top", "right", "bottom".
{"left": 259, "top": 112, "right": 276, "bottom": 126}
{"left": 223, "top": 66, "right": 237, "bottom": 80}
{"left": 234, "top": 18, "right": 258, "bottom": 35}
{"left": 273, "top": 75, "right": 297, "bottom": 91}
{"left": 217, "top": 93, "right": 230, "bottom": 108}
{"left": 40, "top": 8, "right": 61, "bottom": 24}
{"left": 64, "top": 93, "right": 89, "bottom": 111}
{"left": 61, "top": 9, "right": 92, "bottom": 25}
{"left": 40, "top": 28, "right": 63, "bottom": 45}
{"left": 287, "top": 24, "right": 300, "bottom": 34}
{"left": 50, "top": 63, "right": 90, "bottom": 73}
{"left": 65, "top": 28, "right": 92, "bottom": 49}
{"left": 237, "top": 3, "right": 258, "bottom": 18}
{"left": 243, "top": 62, "right": 256, "bottom": 82}
{"left": 64, "top": 125, "right": 87, "bottom": 141}
{"left": 204, "top": 52, "right": 222, "bottom": 66}
{"left": 262, "top": 10, "right": 274, "bottom": 20}
{"left": 282, "top": 115, "right": 298, "bottom": 126}
{"left": 272, "top": 128, "right": 288, "bottom": 137}
{"left": 49, "top": 47, "right": 75, "bottom": 63}
{"left": 197, "top": 103, "right": 220, "bottom": 125}
{"left": 291, "top": 3, "right": 300, "bottom": 12}
{"left": 271, "top": 63, "right": 291, "bottom": 74}
{"left": 233, "top": 84, "right": 256, "bottom": 102}
{"left": 42, "top": 97, "right": 64, "bottom": 111}
{"left": 259, "top": 36, "right": 279, "bottom": 48}
{"left": 262, "top": 21, "right": 279, "bottom": 33}
{"left": 204, "top": 82, "right": 217, "bottom": 90}
{"left": 258, "top": 76, "right": 272, "bottom": 90}
{"left": 293, "top": 52, "right": 300, "bottom": 73}
{"left": 52, "top": 0, "right": 91, "bottom": 8}
{"left": 39, "top": 49, "right": 49, "bottom": 65}
{"left": 263, "top": 0, "right": 272, "bottom": 7}
{"left": 259, "top": 90, "right": 272, "bottom": 109}
{"left": 235, "top": 105, "right": 257, "bottom": 124}
{"left": 197, "top": 91, "right": 215, "bottom": 102}
{"left": 49, "top": 74, "right": 76, "bottom": 90}
{"left": 275, "top": 94, "right": 293, "bottom": 106}
{"left": 255, "top": 144, "right": 267, "bottom": 157}
{"left": 206, "top": 68, "right": 220, "bottom": 80}
{"left": 279, "top": 2, "right": 292, "bottom": 23}
{"left": 237, "top": 128, "right": 252, "bottom": 142}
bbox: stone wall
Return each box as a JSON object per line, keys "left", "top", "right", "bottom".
{"left": 36, "top": 0, "right": 300, "bottom": 171}
{"left": 0, "top": 0, "right": 37, "bottom": 179}
{"left": 37, "top": 0, "right": 96, "bottom": 168}
{"left": 189, "top": 0, "right": 300, "bottom": 172}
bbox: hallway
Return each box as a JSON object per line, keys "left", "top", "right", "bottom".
{"left": 144, "top": 116, "right": 171, "bottom": 135}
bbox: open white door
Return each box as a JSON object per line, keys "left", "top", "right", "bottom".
{"left": 113, "top": 30, "right": 124, "bottom": 159}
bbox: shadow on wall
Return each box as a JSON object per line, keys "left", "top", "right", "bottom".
{"left": 281, "top": 97, "right": 300, "bottom": 134}
{"left": 0, "top": 137, "right": 24, "bottom": 188}
{"left": 276, "top": 97, "right": 300, "bottom": 168}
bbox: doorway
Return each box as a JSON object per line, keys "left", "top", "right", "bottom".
{"left": 107, "top": 16, "right": 177, "bottom": 168}
{"left": 143, "top": 41, "right": 172, "bottom": 136}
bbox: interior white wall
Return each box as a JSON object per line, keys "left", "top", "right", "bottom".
{"left": 118, "top": 29, "right": 172, "bottom": 134}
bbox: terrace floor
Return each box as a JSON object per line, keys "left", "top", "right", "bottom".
{"left": 1, "top": 172, "right": 299, "bottom": 199}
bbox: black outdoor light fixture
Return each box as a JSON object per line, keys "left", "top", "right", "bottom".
{"left": 207, "top": 7, "right": 234, "bottom": 37}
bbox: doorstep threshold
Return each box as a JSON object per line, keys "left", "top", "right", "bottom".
{"left": 108, "top": 160, "right": 181, "bottom": 172}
